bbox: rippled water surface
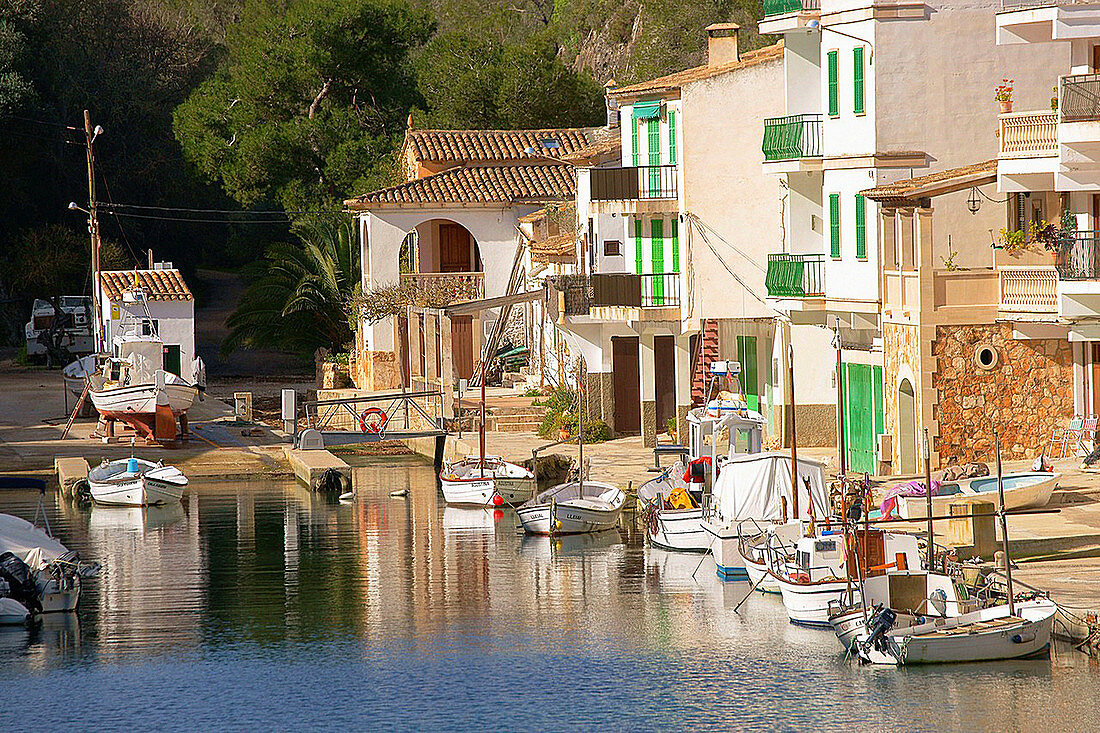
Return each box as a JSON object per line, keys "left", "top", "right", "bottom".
{"left": 2, "top": 456, "right": 1098, "bottom": 730}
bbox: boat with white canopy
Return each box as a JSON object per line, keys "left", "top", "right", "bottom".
{"left": 0, "top": 512, "right": 100, "bottom": 618}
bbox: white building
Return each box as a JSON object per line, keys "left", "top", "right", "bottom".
{"left": 758, "top": 0, "right": 1066, "bottom": 472}
{"left": 99, "top": 266, "right": 196, "bottom": 380}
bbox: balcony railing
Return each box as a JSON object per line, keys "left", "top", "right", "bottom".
{"left": 999, "top": 111, "right": 1057, "bottom": 158}
{"left": 399, "top": 271, "right": 483, "bottom": 301}
{"left": 590, "top": 165, "right": 678, "bottom": 201}
{"left": 1000, "top": 0, "right": 1077, "bottom": 9}
{"left": 999, "top": 266, "right": 1058, "bottom": 313}
{"left": 640, "top": 273, "right": 681, "bottom": 307}
{"left": 1057, "top": 231, "right": 1100, "bottom": 279}
{"left": 762, "top": 114, "right": 823, "bottom": 162}
{"left": 765, "top": 253, "right": 825, "bottom": 297}
{"left": 1061, "top": 73, "right": 1100, "bottom": 122}
{"left": 549, "top": 274, "right": 593, "bottom": 315}
{"left": 763, "top": 0, "right": 820, "bottom": 16}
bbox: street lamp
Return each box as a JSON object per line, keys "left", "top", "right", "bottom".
{"left": 807, "top": 19, "right": 873, "bottom": 60}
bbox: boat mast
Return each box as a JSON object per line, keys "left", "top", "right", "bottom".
{"left": 83, "top": 110, "right": 105, "bottom": 354}
{"left": 787, "top": 343, "right": 799, "bottom": 520}
{"left": 479, "top": 350, "right": 486, "bottom": 473}
{"left": 835, "top": 316, "right": 847, "bottom": 477}
{"left": 577, "top": 356, "right": 585, "bottom": 499}
{"left": 993, "top": 431, "right": 1015, "bottom": 617}
{"left": 924, "top": 428, "right": 935, "bottom": 570}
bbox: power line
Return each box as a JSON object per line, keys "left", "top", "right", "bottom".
{"left": 98, "top": 210, "right": 332, "bottom": 225}
{"left": 99, "top": 202, "right": 348, "bottom": 216}
{"left": 0, "top": 113, "right": 74, "bottom": 129}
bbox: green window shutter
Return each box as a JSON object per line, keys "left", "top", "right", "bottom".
{"left": 634, "top": 218, "right": 643, "bottom": 274}
{"left": 829, "top": 193, "right": 841, "bottom": 258}
{"left": 647, "top": 118, "right": 660, "bottom": 193}
{"left": 853, "top": 47, "right": 865, "bottom": 114}
{"left": 631, "top": 120, "right": 639, "bottom": 166}
{"left": 827, "top": 50, "right": 839, "bottom": 117}
{"left": 669, "top": 218, "right": 679, "bottom": 272}
{"left": 855, "top": 194, "right": 867, "bottom": 259}
{"left": 668, "top": 110, "right": 677, "bottom": 165}
{"left": 736, "top": 335, "right": 759, "bottom": 412}
{"left": 651, "top": 218, "right": 664, "bottom": 303}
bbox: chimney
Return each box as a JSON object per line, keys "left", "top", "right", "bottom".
{"left": 604, "top": 79, "right": 619, "bottom": 128}
{"left": 705, "top": 23, "right": 740, "bottom": 66}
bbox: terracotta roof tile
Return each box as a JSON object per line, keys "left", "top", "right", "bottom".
{"left": 100, "top": 269, "right": 192, "bottom": 302}
{"left": 561, "top": 129, "right": 621, "bottom": 166}
{"left": 861, "top": 161, "right": 996, "bottom": 203}
{"left": 610, "top": 42, "right": 784, "bottom": 99}
{"left": 405, "top": 128, "right": 599, "bottom": 165}
{"left": 531, "top": 232, "right": 576, "bottom": 263}
{"left": 346, "top": 164, "right": 576, "bottom": 209}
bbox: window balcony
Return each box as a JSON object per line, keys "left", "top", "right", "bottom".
{"left": 765, "top": 253, "right": 825, "bottom": 298}
{"left": 763, "top": 0, "right": 820, "bottom": 16}
{"left": 552, "top": 273, "right": 681, "bottom": 319}
{"left": 590, "top": 165, "right": 678, "bottom": 201}
{"left": 1061, "top": 73, "right": 1100, "bottom": 122}
{"left": 998, "top": 111, "right": 1057, "bottom": 158}
{"left": 998, "top": 265, "right": 1058, "bottom": 313}
{"left": 762, "top": 115, "right": 823, "bottom": 171}
{"left": 760, "top": 0, "right": 820, "bottom": 34}
{"left": 1056, "top": 231, "right": 1100, "bottom": 280}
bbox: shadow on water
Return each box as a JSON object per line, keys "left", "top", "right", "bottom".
{"left": 0, "top": 454, "right": 1097, "bottom": 729}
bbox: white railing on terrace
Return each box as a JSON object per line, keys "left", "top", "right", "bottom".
{"left": 999, "top": 111, "right": 1058, "bottom": 158}
{"left": 998, "top": 266, "right": 1058, "bottom": 313}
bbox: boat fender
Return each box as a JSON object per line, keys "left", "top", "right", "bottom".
{"left": 790, "top": 572, "right": 811, "bottom": 583}
{"left": 491, "top": 494, "right": 505, "bottom": 507}
{"left": 73, "top": 479, "right": 92, "bottom": 505}
{"left": 316, "top": 468, "right": 349, "bottom": 495}
{"left": 1011, "top": 632, "right": 1036, "bottom": 644}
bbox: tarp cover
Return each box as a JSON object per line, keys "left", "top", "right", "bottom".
{"left": 0, "top": 514, "right": 70, "bottom": 571}
{"left": 631, "top": 100, "right": 662, "bottom": 120}
{"left": 711, "top": 452, "right": 829, "bottom": 522}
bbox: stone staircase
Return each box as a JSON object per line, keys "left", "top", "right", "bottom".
{"left": 457, "top": 404, "right": 547, "bottom": 434}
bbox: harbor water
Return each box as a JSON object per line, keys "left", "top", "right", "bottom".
{"left": 2, "top": 456, "right": 1098, "bottom": 730}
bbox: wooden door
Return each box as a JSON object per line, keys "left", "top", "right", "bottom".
{"left": 451, "top": 315, "right": 474, "bottom": 380}
{"left": 654, "top": 335, "right": 676, "bottom": 431}
{"left": 397, "top": 313, "right": 410, "bottom": 387}
{"left": 1092, "top": 45, "right": 1100, "bottom": 73}
{"left": 439, "top": 223, "right": 472, "bottom": 273}
{"left": 1091, "top": 343, "right": 1100, "bottom": 416}
{"left": 162, "top": 344, "right": 181, "bottom": 377}
{"left": 844, "top": 363, "right": 884, "bottom": 474}
{"left": 612, "top": 336, "right": 641, "bottom": 435}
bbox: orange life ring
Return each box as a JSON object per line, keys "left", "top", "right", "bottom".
{"left": 358, "top": 407, "right": 388, "bottom": 435}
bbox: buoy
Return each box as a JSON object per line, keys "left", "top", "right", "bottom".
{"left": 492, "top": 509, "right": 504, "bottom": 521}
{"left": 553, "top": 519, "right": 562, "bottom": 530}
{"left": 390, "top": 489, "right": 409, "bottom": 498}
{"left": 338, "top": 491, "right": 354, "bottom": 501}
{"left": 491, "top": 494, "right": 504, "bottom": 507}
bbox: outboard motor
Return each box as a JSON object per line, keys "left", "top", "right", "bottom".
{"left": 0, "top": 552, "right": 41, "bottom": 614}
{"left": 864, "top": 605, "right": 898, "bottom": 652}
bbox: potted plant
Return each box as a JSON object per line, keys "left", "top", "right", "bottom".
{"left": 995, "top": 78, "right": 1014, "bottom": 114}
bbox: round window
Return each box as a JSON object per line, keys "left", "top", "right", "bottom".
{"left": 974, "top": 345, "right": 999, "bottom": 370}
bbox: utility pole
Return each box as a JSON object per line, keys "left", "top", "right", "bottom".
{"left": 83, "top": 110, "right": 104, "bottom": 353}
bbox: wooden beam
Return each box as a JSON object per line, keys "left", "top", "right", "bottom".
{"left": 444, "top": 289, "right": 545, "bottom": 316}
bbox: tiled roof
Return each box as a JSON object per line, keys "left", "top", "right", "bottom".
{"left": 561, "top": 129, "right": 621, "bottom": 166}
{"left": 404, "top": 128, "right": 599, "bottom": 165}
{"left": 861, "top": 161, "right": 997, "bottom": 202}
{"left": 100, "top": 269, "right": 193, "bottom": 301}
{"left": 610, "top": 42, "right": 784, "bottom": 98}
{"left": 531, "top": 232, "right": 576, "bottom": 263}
{"left": 346, "top": 164, "right": 575, "bottom": 209}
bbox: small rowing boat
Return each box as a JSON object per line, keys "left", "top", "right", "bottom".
{"left": 88, "top": 457, "right": 188, "bottom": 506}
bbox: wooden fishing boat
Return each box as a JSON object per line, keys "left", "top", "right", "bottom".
{"left": 88, "top": 457, "right": 188, "bottom": 506}
{"left": 516, "top": 480, "right": 624, "bottom": 535}
{"left": 897, "top": 472, "right": 1058, "bottom": 519}
{"left": 439, "top": 455, "right": 534, "bottom": 507}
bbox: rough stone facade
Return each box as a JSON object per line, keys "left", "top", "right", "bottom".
{"left": 932, "top": 324, "right": 1073, "bottom": 463}
{"left": 584, "top": 372, "right": 615, "bottom": 436}
{"left": 641, "top": 400, "right": 657, "bottom": 448}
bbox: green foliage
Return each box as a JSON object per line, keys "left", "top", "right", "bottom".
{"left": 0, "top": 224, "right": 133, "bottom": 299}
{"left": 414, "top": 30, "right": 603, "bottom": 129}
{"left": 174, "top": 0, "right": 432, "bottom": 211}
{"left": 224, "top": 217, "right": 360, "bottom": 354}
{"left": 666, "top": 416, "right": 677, "bottom": 436}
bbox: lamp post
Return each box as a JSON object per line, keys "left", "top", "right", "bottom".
{"left": 68, "top": 110, "right": 106, "bottom": 354}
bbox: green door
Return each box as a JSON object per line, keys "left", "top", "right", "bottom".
{"left": 843, "top": 363, "right": 884, "bottom": 473}
{"left": 163, "top": 344, "right": 182, "bottom": 377}
{"left": 647, "top": 118, "right": 660, "bottom": 194}
{"left": 737, "top": 335, "right": 759, "bottom": 412}
{"left": 650, "top": 218, "right": 664, "bottom": 304}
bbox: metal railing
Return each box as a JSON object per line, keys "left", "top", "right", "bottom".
{"left": 1061, "top": 73, "right": 1100, "bottom": 122}
{"left": 1001, "top": 0, "right": 1083, "bottom": 9}
{"left": 765, "top": 253, "right": 825, "bottom": 297}
{"left": 296, "top": 389, "right": 445, "bottom": 445}
{"left": 998, "top": 111, "right": 1058, "bottom": 158}
{"left": 399, "top": 271, "right": 483, "bottom": 301}
{"left": 998, "top": 266, "right": 1058, "bottom": 312}
{"left": 762, "top": 114, "right": 823, "bottom": 161}
{"left": 590, "top": 165, "right": 678, "bottom": 201}
{"left": 1057, "top": 231, "right": 1100, "bottom": 279}
{"left": 640, "top": 273, "right": 681, "bottom": 307}
{"left": 763, "top": 0, "right": 820, "bottom": 15}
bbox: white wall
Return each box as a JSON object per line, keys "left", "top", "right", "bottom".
{"left": 786, "top": 172, "right": 825, "bottom": 255}
{"left": 821, "top": 18, "right": 876, "bottom": 158}
{"left": 102, "top": 297, "right": 196, "bottom": 379}
{"left": 682, "top": 55, "right": 786, "bottom": 321}
{"left": 785, "top": 31, "right": 821, "bottom": 116}
{"left": 823, "top": 166, "right": 880, "bottom": 304}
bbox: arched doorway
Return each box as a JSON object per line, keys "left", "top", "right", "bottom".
{"left": 898, "top": 378, "right": 917, "bottom": 474}
{"left": 410, "top": 219, "right": 482, "bottom": 275}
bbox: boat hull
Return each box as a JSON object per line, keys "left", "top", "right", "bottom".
{"left": 854, "top": 600, "right": 1056, "bottom": 665}
{"left": 0, "top": 597, "right": 29, "bottom": 626}
{"left": 776, "top": 575, "right": 850, "bottom": 627}
{"left": 90, "top": 382, "right": 198, "bottom": 417}
{"left": 516, "top": 501, "right": 622, "bottom": 535}
{"left": 700, "top": 521, "right": 747, "bottom": 580}
{"left": 898, "top": 472, "right": 1058, "bottom": 519}
{"left": 440, "top": 477, "right": 534, "bottom": 507}
{"left": 648, "top": 508, "right": 709, "bottom": 553}
{"left": 89, "top": 474, "right": 186, "bottom": 507}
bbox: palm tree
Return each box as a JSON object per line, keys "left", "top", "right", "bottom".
{"left": 223, "top": 217, "right": 359, "bottom": 355}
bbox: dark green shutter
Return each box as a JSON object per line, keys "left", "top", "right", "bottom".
{"left": 737, "top": 335, "right": 759, "bottom": 412}
{"left": 827, "top": 50, "right": 839, "bottom": 117}
{"left": 855, "top": 194, "right": 867, "bottom": 259}
{"left": 853, "top": 47, "right": 865, "bottom": 114}
{"left": 669, "top": 218, "right": 679, "bottom": 272}
{"left": 647, "top": 118, "right": 660, "bottom": 193}
{"left": 829, "top": 193, "right": 841, "bottom": 258}
{"left": 651, "top": 219, "right": 664, "bottom": 303}
{"left": 843, "top": 363, "right": 885, "bottom": 474}
{"left": 634, "top": 218, "right": 643, "bottom": 274}
{"left": 631, "top": 120, "right": 639, "bottom": 165}
{"left": 668, "top": 110, "right": 677, "bottom": 165}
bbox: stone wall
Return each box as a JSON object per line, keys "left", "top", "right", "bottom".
{"left": 932, "top": 324, "right": 1073, "bottom": 463}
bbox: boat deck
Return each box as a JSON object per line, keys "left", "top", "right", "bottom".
{"left": 910, "top": 616, "right": 1024, "bottom": 638}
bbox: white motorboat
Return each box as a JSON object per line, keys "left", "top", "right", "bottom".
{"left": 516, "top": 480, "right": 625, "bottom": 535}
{"left": 440, "top": 455, "right": 535, "bottom": 507}
{"left": 740, "top": 523, "right": 922, "bottom": 627}
{"left": 739, "top": 519, "right": 804, "bottom": 593}
{"left": 896, "top": 472, "right": 1059, "bottom": 519}
{"left": 25, "top": 296, "right": 94, "bottom": 361}
{"left": 699, "top": 452, "right": 831, "bottom": 581}
{"left": 852, "top": 598, "right": 1057, "bottom": 665}
{"left": 828, "top": 570, "right": 973, "bottom": 650}
{"left": 0, "top": 513, "right": 97, "bottom": 615}
{"left": 87, "top": 457, "right": 188, "bottom": 506}
{"left": 0, "top": 597, "right": 29, "bottom": 626}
